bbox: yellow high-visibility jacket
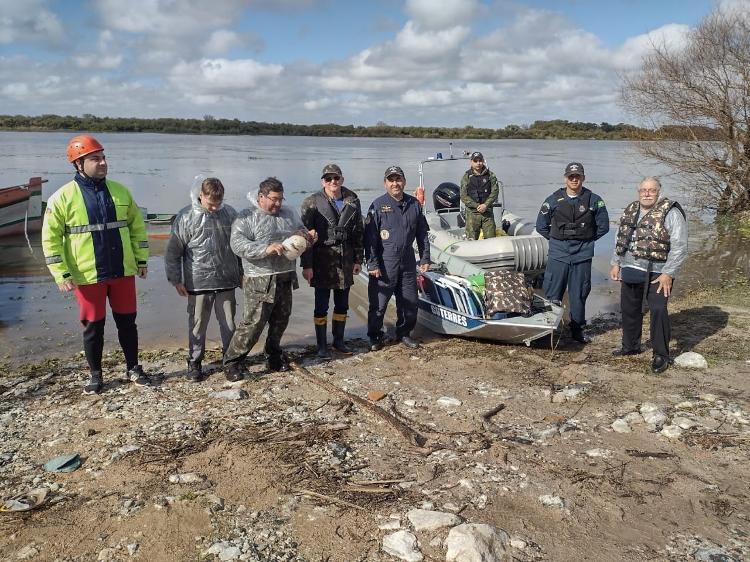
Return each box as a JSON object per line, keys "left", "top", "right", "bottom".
{"left": 42, "top": 179, "right": 148, "bottom": 285}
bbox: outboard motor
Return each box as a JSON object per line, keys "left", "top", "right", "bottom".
{"left": 433, "top": 182, "right": 460, "bottom": 212}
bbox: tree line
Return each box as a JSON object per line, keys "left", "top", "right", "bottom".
{"left": 0, "top": 114, "right": 669, "bottom": 140}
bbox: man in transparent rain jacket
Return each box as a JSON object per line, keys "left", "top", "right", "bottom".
{"left": 222, "top": 177, "right": 313, "bottom": 380}
{"left": 165, "top": 177, "right": 242, "bottom": 382}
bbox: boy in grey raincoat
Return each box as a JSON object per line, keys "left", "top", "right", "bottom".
{"left": 165, "top": 177, "right": 242, "bottom": 381}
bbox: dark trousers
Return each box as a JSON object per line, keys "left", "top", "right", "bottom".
{"left": 314, "top": 287, "right": 350, "bottom": 317}
{"left": 543, "top": 258, "right": 591, "bottom": 329}
{"left": 620, "top": 274, "right": 671, "bottom": 358}
{"left": 367, "top": 269, "right": 418, "bottom": 340}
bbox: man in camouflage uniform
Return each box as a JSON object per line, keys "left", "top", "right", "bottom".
{"left": 300, "top": 164, "right": 364, "bottom": 358}
{"left": 610, "top": 177, "right": 687, "bottom": 374}
{"left": 460, "top": 151, "right": 500, "bottom": 240}
{"left": 223, "top": 177, "right": 311, "bottom": 380}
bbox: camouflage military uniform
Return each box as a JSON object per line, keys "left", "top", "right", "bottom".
{"left": 460, "top": 167, "right": 500, "bottom": 240}
{"left": 224, "top": 272, "right": 296, "bottom": 364}
{"left": 223, "top": 199, "right": 305, "bottom": 370}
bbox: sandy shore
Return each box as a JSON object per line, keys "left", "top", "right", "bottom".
{"left": 1, "top": 278, "right": 749, "bottom": 561}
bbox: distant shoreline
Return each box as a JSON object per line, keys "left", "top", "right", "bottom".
{"left": 0, "top": 114, "right": 663, "bottom": 141}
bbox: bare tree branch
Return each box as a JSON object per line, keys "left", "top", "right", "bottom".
{"left": 621, "top": 10, "right": 750, "bottom": 215}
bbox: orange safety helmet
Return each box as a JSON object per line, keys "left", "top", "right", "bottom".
{"left": 66, "top": 135, "right": 104, "bottom": 162}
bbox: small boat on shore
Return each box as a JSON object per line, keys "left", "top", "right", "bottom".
{"left": 0, "top": 177, "right": 47, "bottom": 238}
{"left": 416, "top": 245, "right": 563, "bottom": 345}
{"left": 354, "top": 149, "right": 561, "bottom": 345}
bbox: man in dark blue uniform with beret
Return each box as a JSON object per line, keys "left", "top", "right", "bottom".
{"left": 536, "top": 162, "right": 609, "bottom": 343}
{"left": 365, "top": 165, "right": 430, "bottom": 351}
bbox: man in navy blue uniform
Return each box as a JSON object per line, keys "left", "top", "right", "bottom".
{"left": 365, "top": 165, "right": 430, "bottom": 351}
{"left": 536, "top": 162, "right": 609, "bottom": 343}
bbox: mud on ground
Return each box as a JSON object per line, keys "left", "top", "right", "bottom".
{"left": 1, "top": 282, "right": 749, "bottom": 562}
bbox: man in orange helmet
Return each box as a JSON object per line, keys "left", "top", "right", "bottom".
{"left": 42, "top": 135, "right": 151, "bottom": 394}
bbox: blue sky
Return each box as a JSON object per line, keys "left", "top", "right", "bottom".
{"left": 0, "top": 0, "right": 740, "bottom": 127}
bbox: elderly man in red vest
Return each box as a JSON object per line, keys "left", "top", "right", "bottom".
{"left": 610, "top": 177, "right": 688, "bottom": 374}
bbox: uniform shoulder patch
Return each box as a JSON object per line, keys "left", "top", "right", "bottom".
{"left": 596, "top": 200, "right": 606, "bottom": 208}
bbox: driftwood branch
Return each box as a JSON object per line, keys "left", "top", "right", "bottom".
{"left": 295, "top": 489, "right": 367, "bottom": 512}
{"left": 289, "top": 362, "right": 428, "bottom": 448}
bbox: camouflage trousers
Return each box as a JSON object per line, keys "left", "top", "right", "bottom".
{"left": 223, "top": 275, "right": 293, "bottom": 365}
{"left": 465, "top": 211, "right": 496, "bottom": 240}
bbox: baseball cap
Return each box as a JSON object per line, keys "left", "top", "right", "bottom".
{"left": 320, "top": 163, "right": 342, "bottom": 178}
{"left": 470, "top": 151, "right": 484, "bottom": 161}
{"left": 564, "top": 162, "right": 584, "bottom": 177}
{"left": 384, "top": 165, "right": 405, "bottom": 179}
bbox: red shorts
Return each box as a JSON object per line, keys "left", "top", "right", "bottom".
{"left": 74, "top": 276, "right": 137, "bottom": 323}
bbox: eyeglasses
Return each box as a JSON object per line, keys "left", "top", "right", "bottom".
{"left": 323, "top": 175, "right": 341, "bottom": 182}
{"left": 638, "top": 188, "right": 658, "bottom": 194}
{"left": 567, "top": 175, "right": 582, "bottom": 181}
{"left": 261, "top": 193, "right": 284, "bottom": 203}
{"left": 386, "top": 175, "right": 404, "bottom": 182}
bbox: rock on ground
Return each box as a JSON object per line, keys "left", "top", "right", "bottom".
{"left": 445, "top": 523, "right": 509, "bottom": 562}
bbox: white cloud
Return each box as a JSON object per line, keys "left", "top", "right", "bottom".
{"left": 392, "top": 21, "right": 470, "bottom": 61}
{"left": 613, "top": 23, "right": 691, "bottom": 69}
{"left": 0, "top": 1, "right": 720, "bottom": 127}
{"left": 204, "top": 30, "right": 245, "bottom": 55}
{"left": 405, "top": 0, "right": 480, "bottom": 30}
{"left": 96, "top": 0, "right": 247, "bottom": 35}
{"left": 169, "top": 58, "right": 284, "bottom": 98}
{"left": 718, "top": 0, "right": 750, "bottom": 18}
{"left": 0, "top": 0, "right": 64, "bottom": 45}
{"left": 401, "top": 89, "right": 453, "bottom": 107}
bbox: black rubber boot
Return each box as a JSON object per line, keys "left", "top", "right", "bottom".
{"left": 113, "top": 311, "right": 139, "bottom": 370}
{"left": 332, "top": 318, "right": 353, "bottom": 354}
{"left": 315, "top": 321, "right": 331, "bottom": 359}
{"left": 82, "top": 319, "right": 105, "bottom": 373}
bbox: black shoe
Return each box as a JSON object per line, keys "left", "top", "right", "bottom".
{"left": 187, "top": 361, "right": 203, "bottom": 382}
{"left": 83, "top": 371, "right": 103, "bottom": 395}
{"left": 267, "top": 355, "right": 289, "bottom": 372}
{"left": 316, "top": 346, "right": 332, "bottom": 359}
{"left": 400, "top": 336, "right": 420, "bottom": 349}
{"left": 224, "top": 362, "right": 243, "bottom": 382}
{"left": 612, "top": 347, "right": 643, "bottom": 357}
{"left": 571, "top": 329, "right": 592, "bottom": 344}
{"left": 332, "top": 340, "right": 353, "bottom": 355}
{"left": 369, "top": 338, "right": 383, "bottom": 352}
{"left": 651, "top": 355, "right": 670, "bottom": 374}
{"left": 128, "top": 365, "right": 150, "bottom": 386}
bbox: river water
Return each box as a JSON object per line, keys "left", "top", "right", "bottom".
{"left": 1, "top": 132, "right": 746, "bottom": 364}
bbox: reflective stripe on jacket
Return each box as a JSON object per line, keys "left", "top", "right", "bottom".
{"left": 42, "top": 179, "right": 149, "bottom": 285}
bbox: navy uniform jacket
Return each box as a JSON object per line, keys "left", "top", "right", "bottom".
{"left": 364, "top": 193, "right": 430, "bottom": 281}
{"left": 535, "top": 187, "right": 609, "bottom": 264}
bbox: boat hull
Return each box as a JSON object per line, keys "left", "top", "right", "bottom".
{"left": 417, "top": 295, "right": 562, "bottom": 345}
{"left": 0, "top": 178, "right": 44, "bottom": 237}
